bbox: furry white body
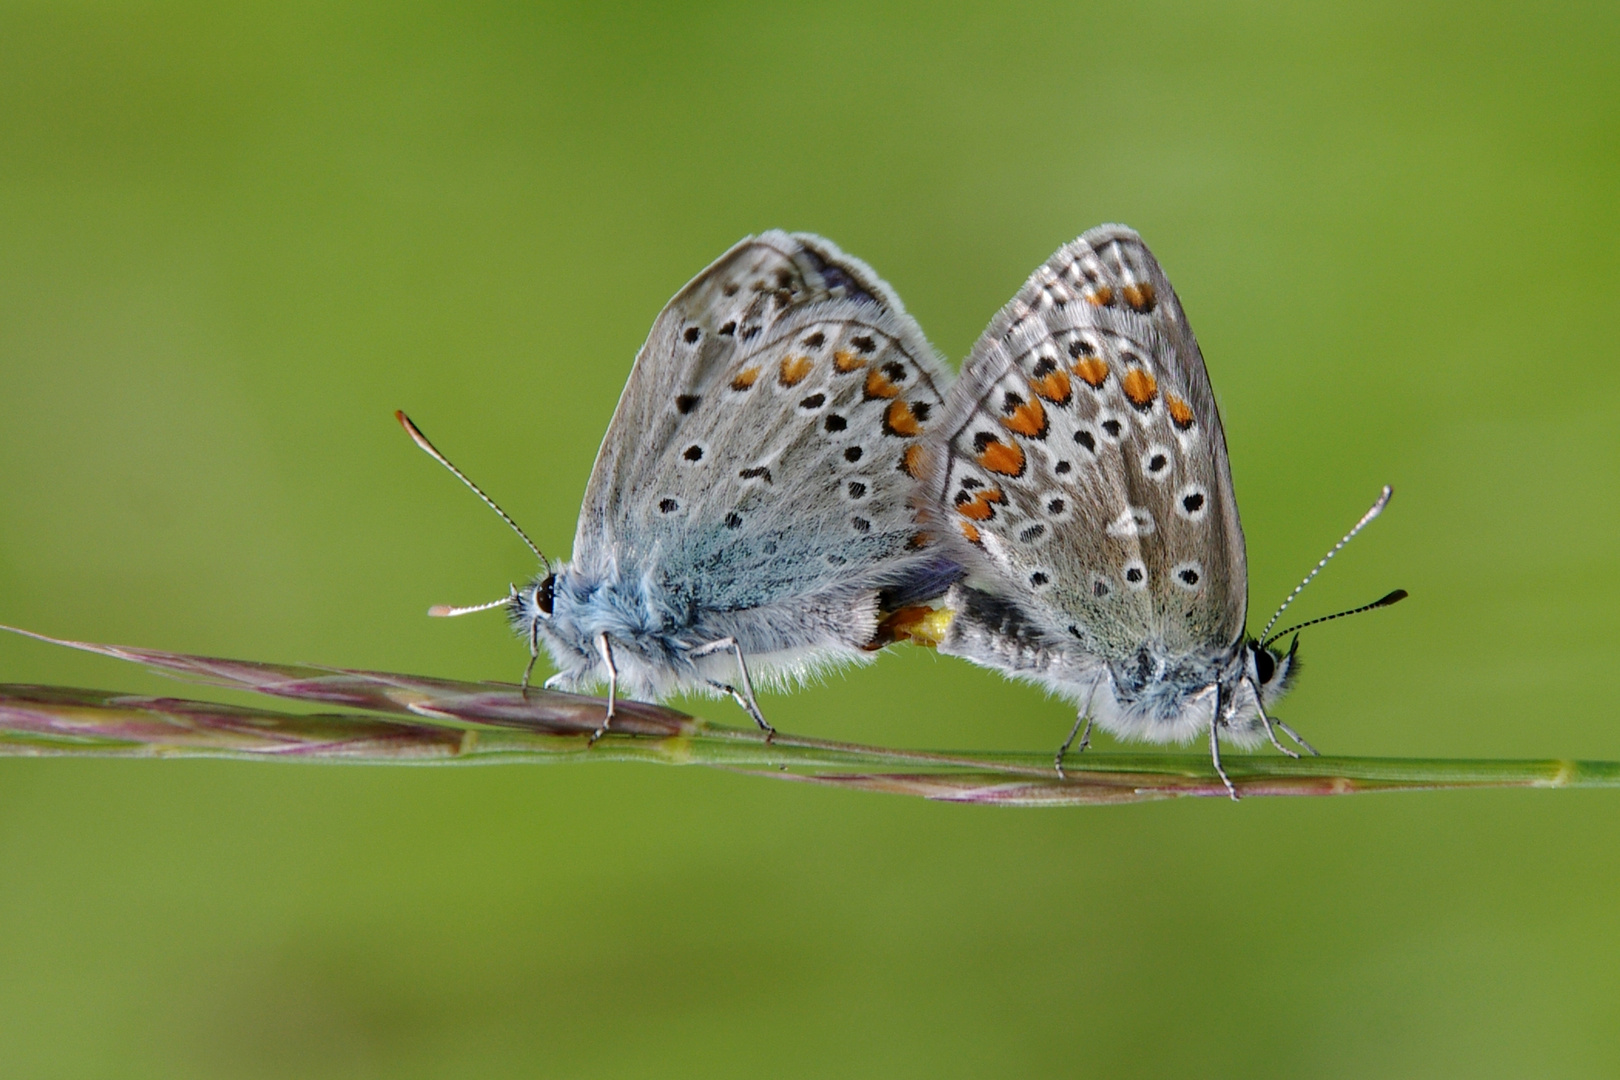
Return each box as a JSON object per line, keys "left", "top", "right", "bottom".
{"left": 516, "top": 553, "right": 889, "bottom": 702}
{"left": 941, "top": 583, "right": 1292, "bottom": 748}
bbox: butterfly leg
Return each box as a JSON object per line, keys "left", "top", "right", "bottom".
{"left": 588, "top": 632, "right": 617, "bottom": 745}
{"left": 1054, "top": 681, "right": 1101, "bottom": 777}
{"left": 1273, "top": 719, "right": 1320, "bottom": 756}
{"left": 1054, "top": 714, "right": 1093, "bottom": 778}
{"left": 1209, "top": 716, "right": 1239, "bottom": 801}
{"left": 520, "top": 618, "right": 542, "bottom": 695}
{"left": 1247, "top": 678, "right": 1300, "bottom": 759}
{"left": 704, "top": 679, "right": 777, "bottom": 743}
{"left": 690, "top": 637, "right": 774, "bottom": 741}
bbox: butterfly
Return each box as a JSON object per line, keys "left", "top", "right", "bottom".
{"left": 400, "top": 232, "right": 957, "bottom": 739}
{"left": 915, "top": 225, "right": 1403, "bottom": 796}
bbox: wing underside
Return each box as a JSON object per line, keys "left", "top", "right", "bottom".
{"left": 923, "top": 225, "right": 1248, "bottom": 660}
{"left": 574, "top": 233, "right": 954, "bottom": 615}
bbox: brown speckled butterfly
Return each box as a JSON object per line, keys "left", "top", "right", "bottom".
{"left": 917, "top": 224, "right": 1403, "bottom": 797}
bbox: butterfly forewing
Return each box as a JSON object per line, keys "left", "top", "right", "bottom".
{"left": 925, "top": 225, "right": 1247, "bottom": 658}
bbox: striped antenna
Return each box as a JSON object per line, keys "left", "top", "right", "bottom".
{"left": 1263, "top": 589, "right": 1408, "bottom": 649}
{"left": 1258, "top": 485, "right": 1393, "bottom": 644}
{"left": 395, "top": 411, "right": 551, "bottom": 574}
{"left": 429, "top": 593, "right": 514, "bottom": 619}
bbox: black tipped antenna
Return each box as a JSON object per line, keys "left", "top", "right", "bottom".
{"left": 1258, "top": 485, "right": 1393, "bottom": 644}
{"left": 395, "top": 411, "right": 551, "bottom": 575}
{"left": 1263, "top": 589, "right": 1408, "bottom": 648}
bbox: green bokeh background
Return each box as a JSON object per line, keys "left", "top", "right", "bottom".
{"left": 2, "top": 2, "right": 1618, "bottom": 1076}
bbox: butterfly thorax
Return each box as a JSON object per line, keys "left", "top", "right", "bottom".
{"left": 1100, "top": 639, "right": 1249, "bottom": 743}
{"left": 1101, "top": 633, "right": 1299, "bottom": 745}
{"left": 513, "top": 562, "right": 690, "bottom": 697}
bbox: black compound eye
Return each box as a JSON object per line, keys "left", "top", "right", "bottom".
{"left": 1254, "top": 645, "right": 1276, "bottom": 684}
{"left": 536, "top": 574, "right": 556, "bottom": 616}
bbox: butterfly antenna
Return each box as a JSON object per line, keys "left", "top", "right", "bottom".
{"left": 1257, "top": 485, "right": 1393, "bottom": 644}
{"left": 1262, "top": 589, "right": 1407, "bottom": 648}
{"left": 395, "top": 411, "right": 551, "bottom": 574}
{"left": 429, "top": 591, "right": 516, "bottom": 619}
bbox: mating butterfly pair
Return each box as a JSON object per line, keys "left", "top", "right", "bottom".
{"left": 401, "top": 227, "right": 1402, "bottom": 797}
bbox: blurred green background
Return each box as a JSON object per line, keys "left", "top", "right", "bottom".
{"left": 2, "top": 1, "right": 1618, "bottom": 1076}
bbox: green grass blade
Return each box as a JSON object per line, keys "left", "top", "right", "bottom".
{"left": 3, "top": 624, "right": 1618, "bottom": 804}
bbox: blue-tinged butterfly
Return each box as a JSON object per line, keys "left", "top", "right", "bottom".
{"left": 400, "top": 232, "right": 957, "bottom": 739}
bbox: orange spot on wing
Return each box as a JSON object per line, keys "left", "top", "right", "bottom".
{"left": 900, "top": 443, "right": 925, "bottom": 478}
{"left": 976, "top": 438, "right": 1026, "bottom": 477}
{"left": 884, "top": 400, "right": 923, "bottom": 437}
{"left": 1030, "top": 369, "right": 1071, "bottom": 405}
{"left": 779, "top": 355, "right": 813, "bottom": 387}
{"left": 1167, "top": 394, "right": 1195, "bottom": 430}
{"left": 1086, "top": 285, "right": 1115, "bottom": 307}
{"left": 905, "top": 531, "right": 930, "bottom": 550}
{"left": 956, "top": 486, "right": 1004, "bottom": 521}
{"left": 864, "top": 367, "right": 901, "bottom": 399}
{"left": 1123, "top": 282, "right": 1156, "bottom": 312}
{"left": 959, "top": 521, "right": 982, "bottom": 545}
{"left": 730, "top": 366, "right": 760, "bottom": 391}
{"left": 1122, "top": 368, "right": 1158, "bottom": 410}
{"left": 1000, "top": 395, "right": 1048, "bottom": 439}
{"left": 834, "top": 349, "right": 865, "bottom": 372}
{"left": 1074, "top": 357, "right": 1110, "bottom": 388}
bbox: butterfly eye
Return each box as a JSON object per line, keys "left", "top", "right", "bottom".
{"left": 535, "top": 574, "right": 556, "bottom": 617}
{"left": 1253, "top": 645, "right": 1277, "bottom": 684}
